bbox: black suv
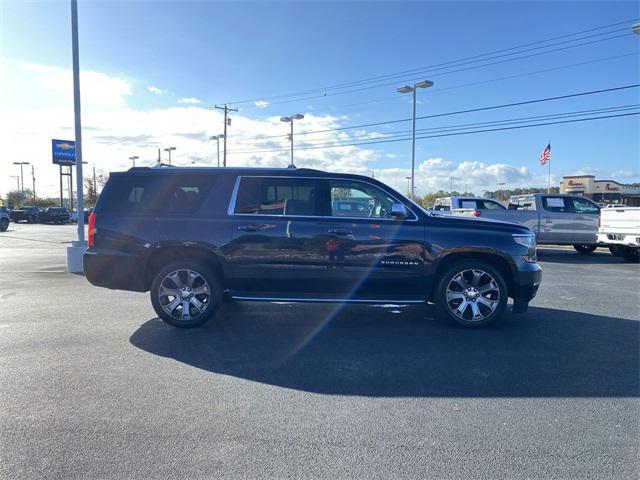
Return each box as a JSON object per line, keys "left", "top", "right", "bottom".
{"left": 84, "top": 167, "right": 541, "bottom": 328}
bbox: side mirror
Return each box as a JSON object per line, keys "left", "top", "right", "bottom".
{"left": 390, "top": 203, "right": 408, "bottom": 220}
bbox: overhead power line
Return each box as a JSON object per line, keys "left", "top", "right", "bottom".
{"left": 218, "top": 112, "right": 639, "bottom": 156}
{"left": 225, "top": 18, "right": 638, "bottom": 106}
{"left": 234, "top": 105, "right": 640, "bottom": 149}
{"left": 235, "top": 84, "right": 640, "bottom": 143}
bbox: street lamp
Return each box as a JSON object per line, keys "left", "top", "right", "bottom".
{"left": 13, "top": 162, "right": 30, "bottom": 192}
{"left": 396, "top": 80, "right": 434, "bottom": 199}
{"left": 498, "top": 182, "right": 506, "bottom": 201}
{"left": 209, "top": 134, "right": 225, "bottom": 167}
{"left": 280, "top": 113, "right": 304, "bottom": 168}
{"left": 128, "top": 156, "right": 139, "bottom": 168}
{"left": 163, "top": 147, "right": 176, "bottom": 165}
{"left": 405, "top": 176, "right": 412, "bottom": 197}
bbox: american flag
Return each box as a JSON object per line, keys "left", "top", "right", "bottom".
{"left": 539, "top": 143, "right": 551, "bottom": 166}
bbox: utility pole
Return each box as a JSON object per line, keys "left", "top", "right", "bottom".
{"left": 13, "top": 162, "right": 29, "bottom": 193}
{"left": 215, "top": 105, "right": 238, "bottom": 167}
{"left": 31, "top": 165, "right": 36, "bottom": 198}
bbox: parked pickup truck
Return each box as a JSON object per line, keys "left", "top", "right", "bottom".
{"left": 39, "top": 207, "right": 71, "bottom": 224}
{"left": 449, "top": 193, "right": 601, "bottom": 253}
{"left": 10, "top": 206, "right": 44, "bottom": 223}
{"left": 597, "top": 206, "right": 640, "bottom": 262}
{"left": 0, "top": 206, "right": 10, "bottom": 232}
{"left": 432, "top": 196, "right": 507, "bottom": 216}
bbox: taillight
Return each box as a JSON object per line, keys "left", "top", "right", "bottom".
{"left": 472, "top": 209, "right": 481, "bottom": 217}
{"left": 88, "top": 211, "right": 96, "bottom": 248}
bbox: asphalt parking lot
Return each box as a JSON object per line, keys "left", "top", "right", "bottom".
{"left": 1, "top": 223, "right": 638, "bottom": 479}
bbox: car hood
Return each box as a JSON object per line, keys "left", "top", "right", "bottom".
{"left": 428, "top": 213, "right": 533, "bottom": 235}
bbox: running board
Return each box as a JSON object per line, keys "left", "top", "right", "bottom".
{"left": 228, "top": 294, "right": 426, "bottom": 305}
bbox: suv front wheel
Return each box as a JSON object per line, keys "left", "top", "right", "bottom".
{"left": 150, "top": 260, "right": 222, "bottom": 328}
{"left": 434, "top": 260, "right": 508, "bottom": 328}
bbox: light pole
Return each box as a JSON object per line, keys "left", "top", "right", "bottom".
{"left": 280, "top": 114, "right": 304, "bottom": 168}
{"left": 163, "top": 147, "right": 176, "bottom": 165}
{"left": 13, "top": 162, "right": 30, "bottom": 193}
{"left": 10, "top": 175, "right": 19, "bottom": 192}
{"left": 397, "top": 80, "right": 433, "bottom": 199}
{"left": 498, "top": 182, "right": 506, "bottom": 201}
{"left": 405, "top": 176, "right": 412, "bottom": 197}
{"left": 210, "top": 134, "right": 225, "bottom": 167}
{"left": 128, "top": 156, "right": 139, "bottom": 168}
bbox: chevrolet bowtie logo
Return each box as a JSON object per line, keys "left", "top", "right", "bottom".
{"left": 57, "top": 143, "right": 75, "bottom": 150}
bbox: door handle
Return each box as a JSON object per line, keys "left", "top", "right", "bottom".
{"left": 327, "top": 228, "right": 352, "bottom": 235}
{"left": 237, "top": 224, "right": 260, "bottom": 232}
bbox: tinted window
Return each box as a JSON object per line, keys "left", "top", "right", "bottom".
{"left": 234, "top": 177, "right": 318, "bottom": 216}
{"left": 480, "top": 200, "right": 505, "bottom": 210}
{"left": 329, "top": 180, "right": 402, "bottom": 219}
{"left": 541, "top": 196, "right": 568, "bottom": 213}
{"left": 568, "top": 197, "right": 599, "bottom": 214}
{"left": 102, "top": 174, "right": 215, "bottom": 215}
{"left": 459, "top": 200, "right": 479, "bottom": 209}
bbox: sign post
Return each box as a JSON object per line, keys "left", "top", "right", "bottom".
{"left": 52, "top": 139, "right": 76, "bottom": 209}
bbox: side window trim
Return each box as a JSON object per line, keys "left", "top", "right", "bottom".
{"left": 324, "top": 177, "right": 418, "bottom": 222}
{"left": 227, "top": 175, "right": 322, "bottom": 218}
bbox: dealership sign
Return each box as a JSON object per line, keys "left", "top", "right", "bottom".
{"left": 52, "top": 139, "right": 76, "bottom": 165}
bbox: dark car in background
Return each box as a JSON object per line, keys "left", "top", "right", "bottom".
{"left": 10, "top": 206, "right": 43, "bottom": 223}
{"left": 0, "top": 206, "right": 9, "bottom": 231}
{"left": 39, "top": 207, "right": 71, "bottom": 224}
{"left": 84, "top": 167, "right": 542, "bottom": 329}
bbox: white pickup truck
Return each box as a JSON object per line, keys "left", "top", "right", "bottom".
{"left": 597, "top": 207, "right": 640, "bottom": 263}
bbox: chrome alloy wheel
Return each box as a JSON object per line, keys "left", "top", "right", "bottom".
{"left": 445, "top": 269, "right": 500, "bottom": 322}
{"left": 158, "top": 269, "right": 210, "bottom": 321}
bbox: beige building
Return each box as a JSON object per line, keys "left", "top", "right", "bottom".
{"left": 559, "top": 175, "right": 640, "bottom": 206}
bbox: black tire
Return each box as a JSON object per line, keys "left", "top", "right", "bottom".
{"left": 618, "top": 246, "right": 640, "bottom": 263}
{"left": 434, "top": 259, "right": 508, "bottom": 328}
{"left": 609, "top": 245, "right": 621, "bottom": 256}
{"left": 573, "top": 244, "right": 597, "bottom": 254}
{"left": 150, "top": 260, "right": 222, "bottom": 328}
{"left": 0, "top": 218, "right": 8, "bottom": 232}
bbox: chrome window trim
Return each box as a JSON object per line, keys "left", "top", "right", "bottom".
{"left": 227, "top": 175, "right": 420, "bottom": 222}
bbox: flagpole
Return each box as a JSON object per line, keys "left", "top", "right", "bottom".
{"left": 547, "top": 140, "right": 551, "bottom": 193}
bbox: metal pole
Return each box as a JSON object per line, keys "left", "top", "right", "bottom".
{"left": 69, "top": 166, "right": 74, "bottom": 213}
{"left": 19, "top": 163, "right": 24, "bottom": 192}
{"left": 223, "top": 107, "right": 228, "bottom": 167}
{"left": 168, "top": 149, "right": 172, "bottom": 165}
{"left": 60, "top": 165, "right": 63, "bottom": 207}
{"left": 216, "top": 137, "right": 220, "bottom": 167}
{"left": 410, "top": 88, "right": 417, "bottom": 200}
{"left": 32, "top": 165, "right": 36, "bottom": 198}
{"left": 450, "top": 177, "right": 453, "bottom": 192}
{"left": 71, "top": 0, "right": 85, "bottom": 242}
{"left": 290, "top": 120, "right": 294, "bottom": 167}
{"left": 93, "top": 165, "right": 97, "bottom": 198}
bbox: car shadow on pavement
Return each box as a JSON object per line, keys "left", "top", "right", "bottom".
{"left": 536, "top": 249, "right": 626, "bottom": 265}
{"left": 130, "top": 304, "right": 639, "bottom": 398}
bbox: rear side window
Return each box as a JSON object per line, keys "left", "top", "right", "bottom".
{"left": 568, "top": 197, "right": 599, "bottom": 214}
{"left": 479, "top": 200, "right": 505, "bottom": 210}
{"left": 234, "top": 177, "right": 318, "bottom": 216}
{"left": 101, "top": 174, "right": 216, "bottom": 215}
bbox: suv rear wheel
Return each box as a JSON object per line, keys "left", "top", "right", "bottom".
{"left": 150, "top": 260, "right": 222, "bottom": 328}
{"left": 0, "top": 218, "right": 8, "bottom": 232}
{"left": 434, "top": 260, "right": 508, "bottom": 328}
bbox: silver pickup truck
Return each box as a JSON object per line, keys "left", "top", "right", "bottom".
{"left": 446, "top": 194, "right": 601, "bottom": 254}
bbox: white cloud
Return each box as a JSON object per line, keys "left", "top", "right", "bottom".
{"left": 177, "top": 97, "right": 202, "bottom": 104}
{"left": 254, "top": 100, "right": 269, "bottom": 108}
{"left": 1, "top": 61, "right": 591, "bottom": 200}
{"left": 147, "top": 85, "right": 167, "bottom": 95}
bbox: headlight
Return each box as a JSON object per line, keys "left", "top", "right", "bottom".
{"left": 513, "top": 234, "right": 537, "bottom": 262}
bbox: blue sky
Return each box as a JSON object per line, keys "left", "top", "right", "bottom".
{"left": 1, "top": 0, "right": 639, "bottom": 197}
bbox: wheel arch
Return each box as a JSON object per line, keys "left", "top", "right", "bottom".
{"left": 431, "top": 251, "right": 516, "bottom": 299}
{"left": 144, "top": 245, "right": 225, "bottom": 291}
